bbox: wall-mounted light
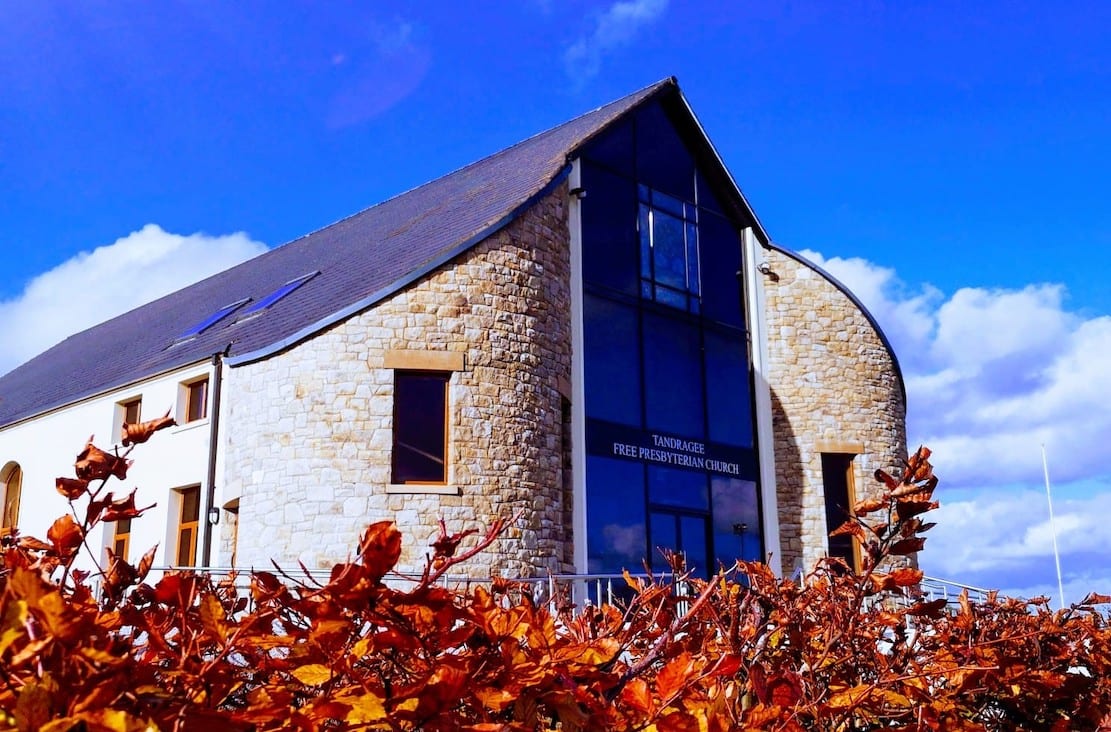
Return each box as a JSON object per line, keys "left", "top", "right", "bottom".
{"left": 569, "top": 186, "right": 587, "bottom": 199}
{"left": 207, "top": 507, "right": 220, "bottom": 525}
{"left": 757, "top": 261, "right": 773, "bottom": 275}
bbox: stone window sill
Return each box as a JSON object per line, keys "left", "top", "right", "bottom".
{"left": 386, "top": 484, "right": 461, "bottom": 496}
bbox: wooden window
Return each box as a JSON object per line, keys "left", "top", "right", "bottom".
{"left": 112, "top": 518, "right": 131, "bottom": 561}
{"left": 822, "top": 453, "right": 860, "bottom": 572}
{"left": 175, "top": 486, "right": 201, "bottom": 567}
{"left": 122, "top": 398, "right": 142, "bottom": 426}
{"left": 391, "top": 371, "right": 449, "bottom": 485}
{"left": 1, "top": 464, "right": 21, "bottom": 530}
{"left": 185, "top": 379, "right": 208, "bottom": 423}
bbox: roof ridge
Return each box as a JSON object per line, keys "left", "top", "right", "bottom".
{"left": 282, "top": 78, "right": 676, "bottom": 247}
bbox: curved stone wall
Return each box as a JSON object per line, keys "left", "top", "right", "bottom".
{"left": 761, "top": 244, "right": 908, "bottom": 574}
{"left": 222, "top": 186, "right": 572, "bottom": 579}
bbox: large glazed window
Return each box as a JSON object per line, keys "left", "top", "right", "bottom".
{"left": 579, "top": 99, "right": 761, "bottom": 578}
{"left": 391, "top": 371, "right": 450, "bottom": 485}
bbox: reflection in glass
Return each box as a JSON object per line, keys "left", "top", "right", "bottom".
{"left": 634, "top": 102, "right": 695, "bottom": 200}
{"left": 583, "top": 296, "right": 641, "bottom": 427}
{"left": 648, "top": 512, "right": 677, "bottom": 571}
{"left": 642, "top": 313, "right": 704, "bottom": 437}
{"left": 582, "top": 163, "right": 639, "bottom": 294}
{"left": 651, "top": 208, "right": 687, "bottom": 291}
{"left": 704, "top": 329, "right": 753, "bottom": 447}
{"left": 711, "top": 478, "right": 761, "bottom": 565}
{"left": 680, "top": 514, "right": 709, "bottom": 575}
{"left": 647, "top": 465, "right": 708, "bottom": 510}
{"left": 586, "top": 457, "right": 647, "bottom": 574}
{"left": 699, "top": 211, "right": 744, "bottom": 328}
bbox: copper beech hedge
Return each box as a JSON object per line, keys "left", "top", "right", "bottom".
{"left": 1, "top": 420, "right": 1110, "bottom": 731}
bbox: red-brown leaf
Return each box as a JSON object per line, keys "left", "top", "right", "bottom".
{"left": 830, "top": 519, "right": 866, "bottom": 541}
{"left": 121, "top": 408, "right": 177, "bottom": 446}
{"left": 55, "top": 477, "right": 90, "bottom": 500}
{"left": 618, "top": 677, "right": 654, "bottom": 715}
{"left": 889, "top": 537, "right": 926, "bottom": 555}
{"left": 852, "top": 496, "right": 887, "bottom": 516}
{"left": 895, "top": 499, "right": 938, "bottom": 520}
{"left": 359, "top": 521, "right": 402, "bottom": 581}
{"left": 657, "top": 711, "right": 701, "bottom": 732}
{"left": 431, "top": 518, "right": 477, "bottom": 559}
{"left": 75, "top": 441, "right": 130, "bottom": 482}
{"left": 874, "top": 468, "right": 899, "bottom": 490}
{"left": 656, "top": 652, "right": 695, "bottom": 701}
{"left": 99, "top": 490, "right": 154, "bottom": 523}
{"left": 906, "top": 598, "right": 948, "bottom": 618}
{"left": 889, "top": 567, "right": 924, "bottom": 587}
{"left": 47, "top": 514, "right": 83, "bottom": 557}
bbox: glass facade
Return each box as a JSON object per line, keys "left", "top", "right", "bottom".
{"left": 581, "top": 100, "right": 762, "bottom": 578}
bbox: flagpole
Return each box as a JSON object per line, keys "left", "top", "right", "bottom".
{"left": 1042, "top": 444, "right": 1066, "bottom": 610}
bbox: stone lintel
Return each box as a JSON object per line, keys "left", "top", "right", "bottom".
{"left": 386, "top": 484, "right": 462, "bottom": 496}
{"left": 815, "top": 440, "right": 865, "bottom": 455}
{"left": 382, "top": 350, "right": 466, "bottom": 372}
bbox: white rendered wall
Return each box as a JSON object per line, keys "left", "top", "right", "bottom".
{"left": 0, "top": 361, "right": 217, "bottom": 575}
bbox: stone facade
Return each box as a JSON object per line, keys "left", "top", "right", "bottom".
{"left": 761, "top": 244, "right": 908, "bottom": 575}
{"left": 223, "top": 186, "right": 573, "bottom": 578}
{"left": 220, "top": 194, "right": 907, "bottom": 580}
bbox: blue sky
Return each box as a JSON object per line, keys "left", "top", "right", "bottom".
{"left": 1, "top": 1, "right": 1109, "bottom": 601}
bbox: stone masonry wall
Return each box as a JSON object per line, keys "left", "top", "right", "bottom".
{"left": 222, "top": 186, "right": 572, "bottom": 578}
{"left": 761, "top": 245, "right": 907, "bottom": 575}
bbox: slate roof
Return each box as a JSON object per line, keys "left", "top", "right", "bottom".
{"left": 0, "top": 79, "right": 689, "bottom": 428}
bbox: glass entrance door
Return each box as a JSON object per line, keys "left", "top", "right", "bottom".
{"left": 648, "top": 509, "right": 710, "bottom": 577}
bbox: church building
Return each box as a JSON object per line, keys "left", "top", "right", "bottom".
{"left": 0, "top": 78, "right": 906, "bottom": 581}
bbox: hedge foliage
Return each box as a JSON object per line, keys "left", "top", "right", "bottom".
{"left": 1, "top": 417, "right": 1109, "bottom": 730}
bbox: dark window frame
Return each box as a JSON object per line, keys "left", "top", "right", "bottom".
{"left": 391, "top": 370, "right": 450, "bottom": 485}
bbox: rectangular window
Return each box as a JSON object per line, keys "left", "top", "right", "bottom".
{"left": 185, "top": 378, "right": 209, "bottom": 423}
{"left": 175, "top": 485, "right": 201, "bottom": 567}
{"left": 638, "top": 185, "right": 700, "bottom": 312}
{"left": 391, "top": 371, "right": 449, "bottom": 484}
{"left": 112, "top": 518, "right": 131, "bottom": 562}
{"left": 122, "top": 398, "right": 142, "bottom": 426}
{"left": 822, "top": 453, "right": 860, "bottom": 572}
{"left": 241, "top": 272, "right": 319, "bottom": 316}
{"left": 177, "top": 299, "right": 249, "bottom": 340}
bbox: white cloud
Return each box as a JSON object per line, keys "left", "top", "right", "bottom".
{"left": 0, "top": 224, "right": 267, "bottom": 375}
{"left": 801, "top": 249, "right": 1111, "bottom": 599}
{"left": 565, "top": 0, "right": 668, "bottom": 80}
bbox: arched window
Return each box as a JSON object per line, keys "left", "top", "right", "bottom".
{"left": 1, "top": 462, "right": 22, "bottom": 530}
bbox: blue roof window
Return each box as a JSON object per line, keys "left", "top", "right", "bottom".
{"left": 177, "top": 299, "right": 250, "bottom": 340}
{"left": 240, "top": 271, "right": 319, "bottom": 317}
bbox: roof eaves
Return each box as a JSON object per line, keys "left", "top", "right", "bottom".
{"left": 0, "top": 356, "right": 213, "bottom": 432}
{"left": 227, "top": 164, "right": 575, "bottom": 368}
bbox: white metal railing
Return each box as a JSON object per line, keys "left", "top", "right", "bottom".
{"left": 118, "top": 566, "right": 997, "bottom": 616}
{"left": 919, "top": 575, "right": 994, "bottom": 605}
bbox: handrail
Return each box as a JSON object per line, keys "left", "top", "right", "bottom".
{"left": 135, "top": 566, "right": 998, "bottom": 613}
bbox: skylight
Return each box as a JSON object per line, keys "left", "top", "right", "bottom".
{"left": 241, "top": 271, "right": 319, "bottom": 316}
{"left": 177, "top": 299, "right": 250, "bottom": 340}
